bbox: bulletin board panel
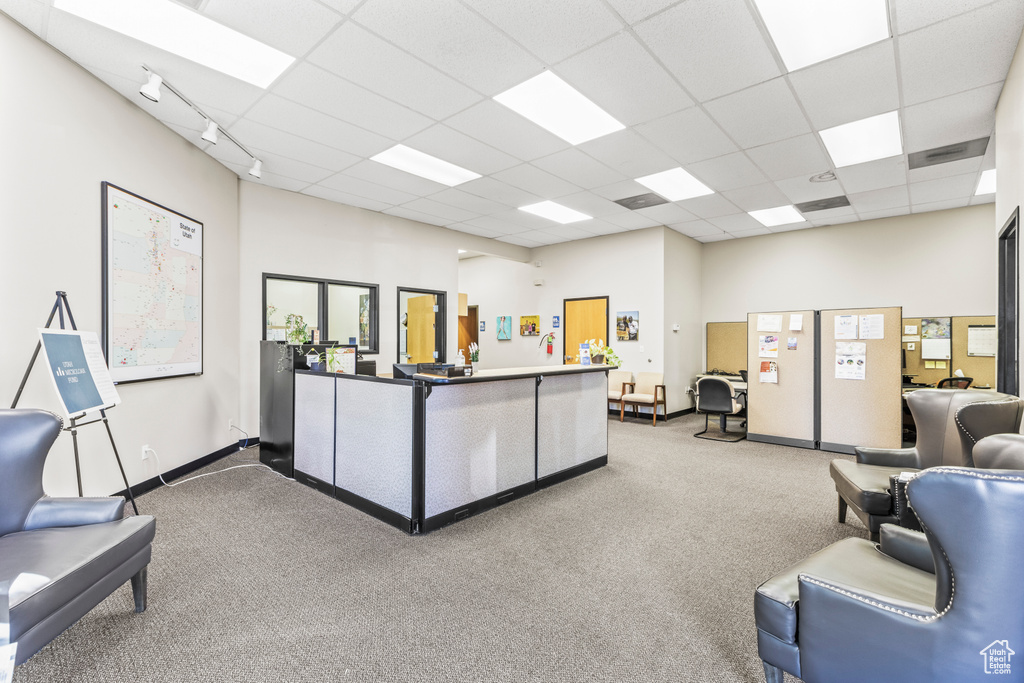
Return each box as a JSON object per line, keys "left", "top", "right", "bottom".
{"left": 706, "top": 322, "right": 747, "bottom": 374}
{"left": 820, "top": 307, "right": 902, "bottom": 453}
{"left": 952, "top": 316, "right": 996, "bottom": 389}
{"left": 746, "top": 310, "right": 816, "bottom": 449}
{"left": 901, "top": 318, "right": 949, "bottom": 386}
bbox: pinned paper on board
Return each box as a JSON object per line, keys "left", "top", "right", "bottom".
{"left": 759, "top": 335, "right": 779, "bottom": 358}
{"left": 836, "top": 341, "right": 866, "bottom": 380}
{"left": 757, "top": 314, "right": 782, "bottom": 332}
{"left": 905, "top": 325, "right": 918, "bottom": 335}
{"left": 789, "top": 314, "right": 803, "bottom": 331}
{"left": 787, "top": 337, "right": 798, "bottom": 350}
{"left": 835, "top": 315, "right": 858, "bottom": 340}
{"left": 759, "top": 360, "right": 778, "bottom": 384}
{"left": 925, "top": 360, "right": 936, "bottom": 369}
{"left": 859, "top": 314, "right": 884, "bottom": 339}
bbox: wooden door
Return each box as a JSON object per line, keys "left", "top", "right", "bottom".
{"left": 564, "top": 297, "right": 608, "bottom": 364}
{"left": 458, "top": 306, "right": 478, "bottom": 360}
{"left": 407, "top": 294, "right": 436, "bottom": 363}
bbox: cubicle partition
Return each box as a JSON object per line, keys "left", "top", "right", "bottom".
{"left": 902, "top": 316, "right": 996, "bottom": 388}
{"left": 706, "top": 322, "right": 747, "bottom": 375}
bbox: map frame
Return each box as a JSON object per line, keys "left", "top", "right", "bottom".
{"left": 101, "top": 182, "right": 203, "bottom": 384}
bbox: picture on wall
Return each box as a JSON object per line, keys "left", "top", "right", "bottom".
{"left": 497, "top": 316, "right": 512, "bottom": 340}
{"left": 617, "top": 311, "right": 639, "bottom": 341}
{"left": 520, "top": 315, "right": 540, "bottom": 336}
{"left": 358, "top": 294, "right": 370, "bottom": 347}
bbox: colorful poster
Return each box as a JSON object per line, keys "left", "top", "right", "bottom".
{"left": 38, "top": 329, "right": 121, "bottom": 419}
{"left": 327, "top": 347, "right": 356, "bottom": 374}
{"left": 616, "top": 311, "right": 639, "bottom": 341}
{"left": 759, "top": 360, "right": 778, "bottom": 383}
{"left": 787, "top": 337, "right": 798, "bottom": 350}
{"left": 497, "top": 316, "right": 512, "bottom": 340}
{"left": 579, "top": 343, "right": 592, "bottom": 366}
{"left": 836, "top": 342, "right": 867, "bottom": 380}
{"left": 758, "top": 334, "right": 779, "bottom": 358}
{"left": 835, "top": 315, "right": 858, "bottom": 340}
{"left": 520, "top": 315, "right": 540, "bottom": 336}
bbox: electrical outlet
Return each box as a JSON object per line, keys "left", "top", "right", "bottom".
{"left": 228, "top": 418, "right": 234, "bottom": 431}
{"left": 141, "top": 444, "right": 150, "bottom": 460}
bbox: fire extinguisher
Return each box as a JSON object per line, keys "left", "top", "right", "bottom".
{"left": 540, "top": 332, "right": 555, "bottom": 355}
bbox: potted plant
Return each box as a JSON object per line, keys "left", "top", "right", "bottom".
{"left": 469, "top": 342, "right": 479, "bottom": 368}
{"left": 285, "top": 313, "right": 308, "bottom": 345}
{"left": 584, "top": 338, "right": 620, "bottom": 366}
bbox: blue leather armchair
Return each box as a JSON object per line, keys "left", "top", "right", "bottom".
{"left": 0, "top": 409, "right": 156, "bottom": 665}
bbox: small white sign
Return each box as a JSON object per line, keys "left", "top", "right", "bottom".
{"left": 757, "top": 314, "right": 782, "bottom": 332}
{"left": 789, "top": 314, "right": 803, "bottom": 331}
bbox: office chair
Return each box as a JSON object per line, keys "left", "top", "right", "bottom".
{"left": 694, "top": 376, "right": 745, "bottom": 441}
{"left": 936, "top": 376, "right": 973, "bottom": 389}
{"left": 738, "top": 370, "right": 748, "bottom": 382}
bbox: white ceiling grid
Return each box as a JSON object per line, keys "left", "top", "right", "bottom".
{"left": 2, "top": 0, "right": 1022, "bottom": 245}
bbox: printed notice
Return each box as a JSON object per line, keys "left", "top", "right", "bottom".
{"left": 967, "top": 326, "right": 997, "bottom": 357}
{"left": 789, "top": 314, "right": 803, "bottom": 331}
{"left": 759, "top": 335, "right": 779, "bottom": 358}
{"left": 759, "top": 360, "right": 778, "bottom": 384}
{"left": 835, "top": 315, "right": 858, "bottom": 340}
{"left": 859, "top": 314, "right": 885, "bottom": 340}
{"left": 757, "top": 314, "right": 782, "bottom": 332}
{"left": 787, "top": 337, "right": 798, "bottom": 350}
{"left": 38, "top": 329, "right": 121, "bottom": 419}
{"left": 836, "top": 342, "right": 867, "bottom": 380}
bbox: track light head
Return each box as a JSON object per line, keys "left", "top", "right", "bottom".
{"left": 249, "top": 159, "right": 262, "bottom": 179}
{"left": 201, "top": 119, "right": 219, "bottom": 144}
{"left": 140, "top": 71, "right": 163, "bottom": 102}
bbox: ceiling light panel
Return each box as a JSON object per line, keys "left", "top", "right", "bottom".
{"left": 519, "top": 201, "right": 592, "bottom": 224}
{"left": 748, "top": 205, "right": 805, "bottom": 227}
{"left": 753, "top": 0, "right": 890, "bottom": 72}
{"left": 370, "top": 145, "right": 481, "bottom": 187}
{"left": 819, "top": 111, "right": 903, "bottom": 168}
{"left": 494, "top": 71, "right": 625, "bottom": 145}
{"left": 976, "top": 169, "right": 996, "bottom": 195}
{"left": 53, "top": 0, "right": 294, "bottom": 87}
{"left": 635, "top": 167, "right": 714, "bottom": 201}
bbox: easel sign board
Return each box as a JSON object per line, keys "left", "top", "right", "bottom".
{"left": 38, "top": 329, "right": 120, "bottom": 419}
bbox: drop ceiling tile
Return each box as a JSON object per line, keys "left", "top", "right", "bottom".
{"left": 400, "top": 198, "right": 478, "bottom": 223}
{"left": 228, "top": 119, "right": 361, "bottom": 172}
{"left": 635, "top": 108, "right": 738, "bottom": 165}
{"left": 318, "top": 0, "right": 361, "bottom": 15}
{"left": 591, "top": 180, "right": 652, "bottom": 202}
{"left": 302, "top": 185, "right": 393, "bottom": 212}
{"left": 492, "top": 208, "right": 565, "bottom": 231}
{"left": 634, "top": 0, "right": 780, "bottom": 101}
{"left": 805, "top": 205, "right": 857, "bottom": 222}
{"left": 810, "top": 214, "right": 861, "bottom": 228}
{"left": 908, "top": 172, "right": 978, "bottom": 204}
{"left": 224, "top": 163, "right": 309, "bottom": 192}
{"left": 318, "top": 172, "right": 419, "bottom": 205}
{"left": 602, "top": 212, "right": 662, "bottom": 230}
{"left": 727, "top": 227, "right": 771, "bottom": 238}
{"left": 577, "top": 129, "right": 678, "bottom": 179}
{"left": 897, "top": 0, "right": 1024, "bottom": 106}
{"left": 446, "top": 223, "right": 506, "bottom": 239}
{"left": 902, "top": 84, "right": 1001, "bottom": 152}
{"left": 458, "top": 177, "right": 543, "bottom": 207}
{"left": 243, "top": 148, "right": 336, "bottom": 184}
{"left": 911, "top": 198, "right": 971, "bottom": 214}
{"left": 555, "top": 32, "right": 693, "bottom": 127}
{"left": 893, "top": 0, "right": 998, "bottom": 34}
{"left": 509, "top": 230, "right": 564, "bottom": 246}
{"left": 858, "top": 206, "right": 910, "bottom": 221}
{"left": 707, "top": 213, "right": 764, "bottom": 232}
{"left": 788, "top": 41, "right": 899, "bottom": 130}
{"left": 443, "top": 100, "right": 568, "bottom": 162}
{"left": 695, "top": 233, "right": 734, "bottom": 243}
{"left": 767, "top": 221, "right": 814, "bottom": 233}
{"left": 745, "top": 134, "right": 830, "bottom": 181}
{"left": 604, "top": 0, "right": 680, "bottom": 23}
{"left": 462, "top": 214, "right": 531, "bottom": 235}
{"left": 552, "top": 192, "right": 629, "bottom": 219}
{"left": 531, "top": 148, "right": 625, "bottom": 190}
{"left": 668, "top": 220, "right": 724, "bottom": 238}
{"left": 774, "top": 176, "right": 845, "bottom": 204}
{"left": 635, "top": 202, "right": 698, "bottom": 225}
{"left": 428, "top": 188, "right": 510, "bottom": 215}
{"left": 848, "top": 186, "right": 911, "bottom": 212}
{"left": 351, "top": 0, "right": 543, "bottom": 94}
{"left": 203, "top": 0, "right": 342, "bottom": 56}
{"left": 403, "top": 124, "right": 518, "bottom": 176}
{"left": 491, "top": 164, "right": 583, "bottom": 199}
{"left": 688, "top": 153, "right": 768, "bottom": 192}
{"left": 704, "top": 78, "right": 811, "bottom": 148}
{"left": 677, "top": 194, "right": 741, "bottom": 219}
{"left": 383, "top": 206, "right": 452, "bottom": 227}
{"left": 541, "top": 223, "right": 599, "bottom": 241}
{"left": 2, "top": 0, "right": 46, "bottom": 35}
{"left": 497, "top": 234, "right": 544, "bottom": 248}
{"left": 464, "top": 0, "right": 621, "bottom": 64}
{"left": 720, "top": 183, "right": 791, "bottom": 211}
{"left": 308, "top": 23, "right": 482, "bottom": 121}
{"left": 582, "top": 219, "right": 628, "bottom": 236}
{"left": 908, "top": 156, "right": 983, "bottom": 183}
{"left": 834, "top": 156, "right": 908, "bottom": 194}
{"left": 342, "top": 159, "right": 450, "bottom": 196}
{"left": 274, "top": 63, "right": 433, "bottom": 140}
{"left": 246, "top": 95, "right": 393, "bottom": 158}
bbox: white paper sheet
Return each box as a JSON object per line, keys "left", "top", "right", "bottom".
{"left": 967, "top": 326, "right": 997, "bottom": 357}
{"left": 904, "top": 325, "right": 917, "bottom": 335}
{"left": 757, "top": 314, "right": 782, "bottom": 332}
{"left": 789, "top": 314, "right": 803, "bottom": 331}
{"left": 836, "top": 342, "right": 866, "bottom": 380}
{"left": 758, "top": 335, "right": 779, "bottom": 358}
{"left": 921, "top": 338, "right": 951, "bottom": 360}
{"left": 759, "top": 360, "right": 778, "bottom": 384}
{"left": 859, "top": 314, "right": 885, "bottom": 340}
{"left": 835, "top": 315, "right": 858, "bottom": 340}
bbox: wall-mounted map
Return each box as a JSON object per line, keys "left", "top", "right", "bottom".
{"left": 102, "top": 183, "right": 202, "bottom": 383}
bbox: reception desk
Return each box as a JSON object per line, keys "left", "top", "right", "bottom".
{"left": 285, "top": 364, "right": 608, "bottom": 534}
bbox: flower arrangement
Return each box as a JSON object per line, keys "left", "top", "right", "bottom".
{"left": 469, "top": 342, "right": 479, "bottom": 363}
{"left": 583, "top": 338, "right": 621, "bottom": 367}
{"left": 285, "top": 313, "right": 308, "bottom": 344}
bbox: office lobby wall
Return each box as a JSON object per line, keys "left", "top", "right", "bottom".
{"left": 237, "top": 182, "right": 528, "bottom": 433}
{"left": 0, "top": 15, "right": 241, "bottom": 495}
{"left": 664, "top": 229, "right": 703, "bottom": 412}
{"left": 701, "top": 204, "right": 997, "bottom": 330}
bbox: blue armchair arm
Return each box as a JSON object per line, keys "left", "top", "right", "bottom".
{"left": 22, "top": 497, "right": 125, "bottom": 531}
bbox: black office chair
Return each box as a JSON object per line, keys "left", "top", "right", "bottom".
{"left": 936, "top": 376, "right": 973, "bottom": 389}
{"left": 738, "top": 370, "right": 748, "bottom": 382}
{"left": 694, "top": 377, "right": 745, "bottom": 441}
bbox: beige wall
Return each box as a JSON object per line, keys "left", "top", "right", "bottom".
{"left": 0, "top": 15, "right": 241, "bottom": 496}
{"left": 664, "top": 229, "right": 703, "bottom": 411}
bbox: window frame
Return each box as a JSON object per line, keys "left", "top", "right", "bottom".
{"left": 262, "top": 272, "right": 379, "bottom": 354}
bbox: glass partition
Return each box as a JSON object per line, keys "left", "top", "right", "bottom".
{"left": 263, "top": 273, "right": 378, "bottom": 353}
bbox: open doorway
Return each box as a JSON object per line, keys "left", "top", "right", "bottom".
{"left": 458, "top": 305, "right": 479, "bottom": 362}
{"left": 563, "top": 296, "right": 609, "bottom": 363}
{"left": 998, "top": 207, "right": 1019, "bottom": 395}
{"left": 397, "top": 288, "right": 446, "bottom": 364}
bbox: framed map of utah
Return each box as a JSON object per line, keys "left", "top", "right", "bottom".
{"left": 102, "top": 182, "right": 202, "bottom": 384}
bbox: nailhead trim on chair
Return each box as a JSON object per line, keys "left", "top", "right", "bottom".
{"left": 953, "top": 398, "right": 1021, "bottom": 444}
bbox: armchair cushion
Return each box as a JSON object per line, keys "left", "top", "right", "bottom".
{"left": 23, "top": 497, "right": 125, "bottom": 531}
{"left": 830, "top": 460, "right": 916, "bottom": 515}
{"left": 878, "top": 523, "right": 934, "bottom": 573}
{"left": 620, "top": 392, "right": 655, "bottom": 404}
{"left": 855, "top": 446, "right": 922, "bottom": 469}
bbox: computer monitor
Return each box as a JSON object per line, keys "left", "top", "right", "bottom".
{"left": 392, "top": 363, "right": 417, "bottom": 379}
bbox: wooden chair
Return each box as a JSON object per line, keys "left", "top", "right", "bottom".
{"left": 620, "top": 372, "right": 667, "bottom": 425}
{"left": 607, "top": 369, "right": 632, "bottom": 412}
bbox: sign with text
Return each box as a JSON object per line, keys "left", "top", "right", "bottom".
{"left": 38, "top": 330, "right": 121, "bottom": 419}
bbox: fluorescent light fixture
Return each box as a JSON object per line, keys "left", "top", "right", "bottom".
{"left": 753, "top": 0, "right": 890, "bottom": 72}
{"left": 494, "top": 71, "right": 625, "bottom": 145}
{"left": 201, "top": 119, "right": 218, "bottom": 144}
{"left": 249, "top": 159, "right": 262, "bottom": 179}
{"left": 371, "top": 145, "right": 481, "bottom": 187}
{"left": 519, "top": 201, "right": 592, "bottom": 224}
{"left": 819, "top": 111, "right": 902, "bottom": 168}
{"left": 457, "top": 249, "right": 467, "bottom": 254}
{"left": 139, "top": 71, "right": 163, "bottom": 102}
{"left": 976, "top": 169, "right": 996, "bottom": 195}
{"left": 635, "top": 167, "right": 714, "bottom": 201}
{"left": 53, "top": 0, "right": 294, "bottom": 88}
{"left": 749, "top": 205, "right": 805, "bottom": 227}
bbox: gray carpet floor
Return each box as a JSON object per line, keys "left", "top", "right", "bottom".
{"left": 15, "top": 413, "right": 862, "bottom": 683}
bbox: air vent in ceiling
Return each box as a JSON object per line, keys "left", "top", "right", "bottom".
{"left": 613, "top": 193, "right": 669, "bottom": 210}
{"left": 908, "top": 137, "right": 989, "bottom": 170}
{"left": 794, "top": 195, "right": 851, "bottom": 213}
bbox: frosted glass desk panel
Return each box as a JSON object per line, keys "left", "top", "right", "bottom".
{"left": 424, "top": 379, "right": 536, "bottom": 518}
{"left": 293, "top": 373, "right": 336, "bottom": 484}
{"left": 335, "top": 378, "right": 413, "bottom": 518}
{"left": 538, "top": 371, "right": 607, "bottom": 478}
